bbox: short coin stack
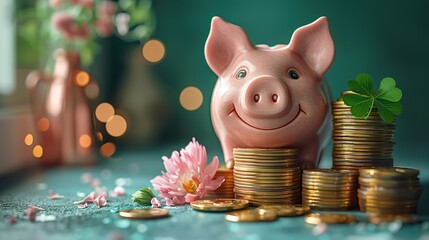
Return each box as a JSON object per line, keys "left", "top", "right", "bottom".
{"left": 332, "top": 97, "right": 395, "bottom": 170}
{"left": 233, "top": 148, "right": 301, "bottom": 205}
{"left": 358, "top": 167, "right": 422, "bottom": 215}
{"left": 206, "top": 167, "right": 234, "bottom": 199}
{"left": 302, "top": 169, "right": 358, "bottom": 210}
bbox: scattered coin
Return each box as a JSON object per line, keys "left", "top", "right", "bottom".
{"left": 305, "top": 213, "right": 357, "bottom": 225}
{"left": 257, "top": 204, "right": 311, "bottom": 217}
{"left": 225, "top": 209, "right": 278, "bottom": 222}
{"left": 190, "top": 199, "right": 249, "bottom": 212}
{"left": 118, "top": 208, "right": 169, "bottom": 219}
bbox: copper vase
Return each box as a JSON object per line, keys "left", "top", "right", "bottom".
{"left": 26, "top": 49, "right": 96, "bottom": 166}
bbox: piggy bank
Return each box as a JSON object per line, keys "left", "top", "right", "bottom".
{"left": 205, "top": 16, "right": 334, "bottom": 169}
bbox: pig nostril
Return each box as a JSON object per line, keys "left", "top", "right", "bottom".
{"left": 272, "top": 94, "right": 278, "bottom": 102}
{"left": 254, "top": 94, "right": 260, "bottom": 103}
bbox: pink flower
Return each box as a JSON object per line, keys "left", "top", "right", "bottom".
{"left": 150, "top": 138, "right": 224, "bottom": 206}
{"left": 151, "top": 197, "right": 161, "bottom": 208}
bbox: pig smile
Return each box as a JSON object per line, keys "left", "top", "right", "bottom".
{"left": 228, "top": 104, "right": 306, "bottom": 130}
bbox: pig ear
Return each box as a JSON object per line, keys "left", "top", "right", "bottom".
{"left": 288, "top": 17, "right": 335, "bottom": 78}
{"left": 205, "top": 17, "right": 254, "bottom": 76}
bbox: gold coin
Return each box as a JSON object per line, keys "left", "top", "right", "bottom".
{"left": 368, "top": 214, "right": 418, "bottom": 224}
{"left": 118, "top": 208, "right": 169, "bottom": 219}
{"left": 257, "top": 204, "right": 310, "bottom": 217}
{"left": 303, "top": 169, "right": 358, "bottom": 176}
{"left": 190, "top": 199, "right": 249, "bottom": 211}
{"left": 234, "top": 166, "right": 300, "bottom": 173}
{"left": 358, "top": 177, "right": 420, "bottom": 188}
{"left": 359, "top": 167, "right": 419, "bottom": 179}
{"left": 304, "top": 213, "right": 357, "bottom": 224}
{"left": 224, "top": 209, "right": 278, "bottom": 222}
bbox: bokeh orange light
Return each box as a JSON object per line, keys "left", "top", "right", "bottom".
{"left": 106, "top": 115, "right": 127, "bottom": 137}
{"left": 95, "top": 102, "right": 115, "bottom": 123}
{"left": 79, "top": 134, "right": 92, "bottom": 148}
{"left": 179, "top": 86, "right": 204, "bottom": 111}
{"left": 85, "top": 82, "right": 99, "bottom": 99}
{"left": 24, "top": 134, "right": 34, "bottom": 146}
{"left": 75, "top": 70, "right": 90, "bottom": 87}
{"left": 37, "top": 117, "right": 50, "bottom": 132}
{"left": 142, "top": 39, "right": 165, "bottom": 63}
{"left": 100, "top": 142, "right": 116, "bottom": 158}
{"left": 33, "top": 145, "right": 43, "bottom": 158}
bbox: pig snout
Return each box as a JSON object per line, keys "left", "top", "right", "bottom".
{"left": 240, "top": 76, "right": 290, "bottom": 118}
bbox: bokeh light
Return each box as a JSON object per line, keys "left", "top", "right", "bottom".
{"left": 75, "top": 70, "right": 90, "bottom": 87}
{"left": 37, "top": 117, "right": 50, "bottom": 132}
{"left": 179, "top": 86, "right": 204, "bottom": 111}
{"left": 79, "top": 134, "right": 92, "bottom": 148}
{"left": 95, "top": 102, "right": 115, "bottom": 123}
{"left": 106, "top": 115, "right": 127, "bottom": 137}
{"left": 142, "top": 39, "right": 165, "bottom": 63}
{"left": 85, "top": 82, "right": 99, "bottom": 99}
{"left": 100, "top": 142, "right": 116, "bottom": 158}
{"left": 33, "top": 145, "right": 43, "bottom": 158}
{"left": 96, "top": 132, "right": 103, "bottom": 141}
{"left": 24, "top": 134, "right": 33, "bottom": 146}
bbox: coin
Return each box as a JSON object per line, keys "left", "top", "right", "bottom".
{"left": 118, "top": 208, "right": 169, "bottom": 219}
{"left": 305, "top": 213, "right": 357, "bottom": 224}
{"left": 257, "top": 204, "right": 311, "bottom": 217}
{"left": 190, "top": 199, "right": 249, "bottom": 211}
{"left": 225, "top": 209, "right": 278, "bottom": 222}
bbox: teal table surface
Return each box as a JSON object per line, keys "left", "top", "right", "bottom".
{"left": 1, "top": 148, "right": 428, "bottom": 240}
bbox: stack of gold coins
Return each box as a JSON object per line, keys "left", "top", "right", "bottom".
{"left": 331, "top": 96, "right": 395, "bottom": 170}
{"left": 233, "top": 148, "right": 301, "bottom": 205}
{"left": 206, "top": 166, "right": 234, "bottom": 199}
{"left": 302, "top": 169, "right": 358, "bottom": 210}
{"left": 358, "top": 167, "right": 422, "bottom": 215}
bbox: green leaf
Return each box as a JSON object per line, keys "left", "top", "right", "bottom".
{"left": 376, "top": 77, "right": 402, "bottom": 102}
{"left": 348, "top": 73, "right": 374, "bottom": 96}
{"left": 131, "top": 187, "right": 155, "bottom": 206}
{"left": 343, "top": 93, "right": 374, "bottom": 118}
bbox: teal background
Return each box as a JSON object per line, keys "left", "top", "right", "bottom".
{"left": 146, "top": 0, "right": 429, "bottom": 161}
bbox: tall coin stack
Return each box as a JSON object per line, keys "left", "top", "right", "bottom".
{"left": 358, "top": 167, "right": 422, "bottom": 214}
{"left": 232, "top": 148, "right": 301, "bottom": 205}
{"left": 332, "top": 96, "right": 395, "bottom": 170}
{"left": 302, "top": 169, "right": 359, "bottom": 210}
{"left": 206, "top": 166, "right": 234, "bottom": 199}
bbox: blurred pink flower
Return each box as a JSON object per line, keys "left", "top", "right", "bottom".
{"left": 80, "top": 0, "right": 94, "bottom": 9}
{"left": 98, "top": 1, "right": 117, "bottom": 17}
{"left": 50, "top": 0, "right": 62, "bottom": 8}
{"left": 150, "top": 138, "right": 224, "bottom": 206}
{"left": 96, "top": 17, "right": 114, "bottom": 37}
{"left": 93, "top": 195, "right": 107, "bottom": 208}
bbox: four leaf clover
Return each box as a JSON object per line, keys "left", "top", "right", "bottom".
{"left": 342, "top": 73, "right": 402, "bottom": 123}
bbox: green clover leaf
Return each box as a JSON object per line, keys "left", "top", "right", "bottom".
{"left": 131, "top": 187, "right": 155, "bottom": 206}
{"left": 342, "top": 73, "right": 403, "bottom": 123}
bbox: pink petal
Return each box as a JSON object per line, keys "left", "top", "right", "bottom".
{"left": 48, "top": 190, "right": 64, "bottom": 199}
{"left": 165, "top": 198, "right": 174, "bottom": 206}
{"left": 93, "top": 195, "right": 107, "bottom": 208}
{"left": 205, "top": 156, "right": 220, "bottom": 180}
{"left": 151, "top": 197, "right": 161, "bottom": 208}
{"left": 77, "top": 203, "right": 88, "bottom": 209}
{"left": 73, "top": 191, "right": 96, "bottom": 204}
{"left": 113, "top": 186, "right": 125, "bottom": 196}
{"left": 23, "top": 205, "right": 44, "bottom": 222}
{"left": 185, "top": 193, "right": 198, "bottom": 203}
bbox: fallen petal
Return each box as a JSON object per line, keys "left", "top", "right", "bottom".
{"left": 151, "top": 197, "right": 161, "bottom": 208}
{"left": 93, "top": 195, "right": 107, "bottom": 208}
{"left": 8, "top": 216, "right": 17, "bottom": 224}
{"left": 77, "top": 203, "right": 88, "bottom": 209}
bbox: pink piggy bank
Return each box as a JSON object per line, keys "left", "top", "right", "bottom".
{"left": 205, "top": 16, "right": 334, "bottom": 169}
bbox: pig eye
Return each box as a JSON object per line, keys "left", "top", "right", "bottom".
{"left": 236, "top": 69, "right": 247, "bottom": 80}
{"left": 288, "top": 69, "right": 300, "bottom": 80}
